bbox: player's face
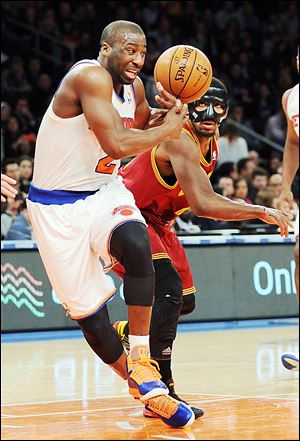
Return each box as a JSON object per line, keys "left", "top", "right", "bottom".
{"left": 189, "top": 86, "right": 229, "bottom": 137}
{"left": 106, "top": 33, "right": 147, "bottom": 85}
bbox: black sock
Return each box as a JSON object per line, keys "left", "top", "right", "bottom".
{"left": 157, "top": 359, "right": 172, "bottom": 385}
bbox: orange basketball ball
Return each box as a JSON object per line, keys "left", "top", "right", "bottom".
{"left": 154, "top": 45, "right": 212, "bottom": 104}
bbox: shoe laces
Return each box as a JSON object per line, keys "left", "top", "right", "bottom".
{"left": 147, "top": 395, "right": 178, "bottom": 418}
{"left": 131, "top": 357, "right": 162, "bottom": 382}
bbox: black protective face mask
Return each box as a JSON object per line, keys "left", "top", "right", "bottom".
{"left": 188, "top": 86, "right": 229, "bottom": 124}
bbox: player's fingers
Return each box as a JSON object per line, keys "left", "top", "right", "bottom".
{"left": 156, "top": 82, "right": 177, "bottom": 102}
{"left": 1, "top": 195, "right": 6, "bottom": 202}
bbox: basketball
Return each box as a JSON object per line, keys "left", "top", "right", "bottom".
{"left": 154, "top": 45, "right": 212, "bottom": 104}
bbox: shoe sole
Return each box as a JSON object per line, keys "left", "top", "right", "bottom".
{"left": 144, "top": 405, "right": 204, "bottom": 419}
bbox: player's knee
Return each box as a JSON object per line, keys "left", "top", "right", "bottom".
{"left": 77, "top": 306, "right": 123, "bottom": 364}
{"left": 180, "top": 293, "right": 195, "bottom": 315}
{"left": 110, "top": 222, "right": 154, "bottom": 277}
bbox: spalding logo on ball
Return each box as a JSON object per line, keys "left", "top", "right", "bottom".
{"left": 154, "top": 45, "right": 212, "bottom": 104}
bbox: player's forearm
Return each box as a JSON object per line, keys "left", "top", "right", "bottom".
{"left": 281, "top": 141, "right": 299, "bottom": 191}
{"left": 106, "top": 124, "right": 171, "bottom": 159}
{"left": 193, "top": 194, "right": 266, "bottom": 221}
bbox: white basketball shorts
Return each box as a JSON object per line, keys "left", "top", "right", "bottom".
{"left": 27, "top": 177, "right": 146, "bottom": 320}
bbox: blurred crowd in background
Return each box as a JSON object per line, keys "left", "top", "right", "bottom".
{"left": 1, "top": 0, "right": 299, "bottom": 239}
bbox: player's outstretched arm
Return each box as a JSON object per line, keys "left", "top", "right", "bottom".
{"left": 164, "top": 136, "right": 293, "bottom": 237}
{"left": 1, "top": 174, "right": 17, "bottom": 202}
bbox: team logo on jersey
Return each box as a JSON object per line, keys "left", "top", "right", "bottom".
{"left": 292, "top": 114, "right": 299, "bottom": 129}
{"left": 112, "top": 205, "right": 136, "bottom": 216}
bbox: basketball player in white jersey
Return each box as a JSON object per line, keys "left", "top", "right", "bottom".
{"left": 278, "top": 48, "right": 299, "bottom": 372}
{"left": 26, "top": 21, "right": 195, "bottom": 427}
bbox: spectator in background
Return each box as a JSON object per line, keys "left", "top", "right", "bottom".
{"left": 18, "top": 155, "right": 33, "bottom": 194}
{"left": 237, "top": 157, "right": 256, "bottom": 185}
{"left": 30, "top": 73, "right": 53, "bottom": 121}
{"left": 212, "top": 161, "right": 238, "bottom": 186}
{"left": 26, "top": 57, "right": 42, "bottom": 89}
{"left": 269, "top": 152, "right": 283, "bottom": 174}
{"left": 264, "top": 109, "right": 287, "bottom": 146}
{"left": 2, "top": 55, "right": 32, "bottom": 101}
{"left": 12, "top": 134, "right": 36, "bottom": 159}
{"left": 269, "top": 173, "right": 283, "bottom": 197}
{"left": 14, "top": 97, "right": 37, "bottom": 134}
{"left": 248, "top": 149, "right": 261, "bottom": 167}
{"left": 5, "top": 193, "right": 33, "bottom": 240}
{"left": 1, "top": 192, "right": 23, "bottom": 238}
{"left": 229, "top": 104, "right": 258, "bottom": 148}
{"left": 2, "top": 157, "right": 20, "bottom": 192}
{"left": 3, "top": 116, "right": 22, "bottom": 157}
{"left": 217, "top": 176, "right": 234, "bottom": 198}
{"left": 255, "top": 186, "right": 277, "bottom": 208}
{"left": 232, "top": 177, "right": 252, "bottom": 205}
{"left": 248, "top": 167, "right": 269, "bottom": 203}
{"left": 217, "top": 122, "right": 249, "bottom": 167}
{"left": 253, "top": 83, "right": 275, "bottom": 135}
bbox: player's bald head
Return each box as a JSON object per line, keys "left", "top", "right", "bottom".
{"left": 100, "top": 21, "right": 145, "bottom": 47}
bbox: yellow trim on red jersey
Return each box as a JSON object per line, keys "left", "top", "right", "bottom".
{"left": 151, "top": 147, "right": 178, "bottom": 190}
{"left": 152, "top": 252, "right": 171, "bottom": 260}
{"left": 183, "top": 286, "right": 196, "bottom": 295}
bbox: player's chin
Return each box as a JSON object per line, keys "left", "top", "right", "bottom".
{"left": 197, "top": 128, "right": 216, "bottom": 137}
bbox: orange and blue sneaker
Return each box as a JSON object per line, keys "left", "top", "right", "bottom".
{"left": 145, "top": 394, "right": 195, "bottom": 428}
{"left": 114, "top": 320, "right": 204, "bottom": 419}
{"left": 126, "top": 345, "right": 168, "bottom": 401}
{"left": 144, "top": 378, "right": 204, "bottom": 419}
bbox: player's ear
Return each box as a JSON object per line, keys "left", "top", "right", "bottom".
{"left": 100, "top": 42, "right": 112, "bottom": 56}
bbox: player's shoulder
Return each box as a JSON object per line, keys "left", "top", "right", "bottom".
{"left": 281, "top": 87, "right": 294, "bottom": 110}
{"left": 68, "top": 61, "right": 112, "bottom": 91}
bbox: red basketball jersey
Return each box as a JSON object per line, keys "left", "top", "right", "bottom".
{"left": 118, "top": 120, "right": 219, "bottom": 226}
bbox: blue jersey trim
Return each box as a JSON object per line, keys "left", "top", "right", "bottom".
{"left": 28, "top": 184, "right": 98, "bottom": 205}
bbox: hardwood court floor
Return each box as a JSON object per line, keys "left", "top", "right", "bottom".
{"left": 1, "top": 322, "right": 299, "bottom": 440}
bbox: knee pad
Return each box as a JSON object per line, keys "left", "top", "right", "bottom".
{"left": 110, "top": 222, "right": 155, "bottom": 306}
{"left": 150, "top": 260, "right": 183, "bottom": 359}
{"left": 180, "top": 293, "right": 196, "bottom": 315}
{"left": 77, "top": 306, "right": 123, "bottom": 364}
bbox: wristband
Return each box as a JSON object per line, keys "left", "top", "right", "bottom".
{"left": 259, "top": 206, "right": 268, "bottom": 220}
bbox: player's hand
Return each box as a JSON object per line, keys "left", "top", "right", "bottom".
{"left": 148, "top": 82, "right": 183, "bottom": 127}
{"left": 1, "top": 174, "right": 17, "bottom": 202}
{"left": 164, "top": 103, "right": 188, "bottom": 140}
{"left": 260, "top": 207, "right": 294, "bottom": 238}
{"left": 277, "top": 189, "right": 294, "bottom": 215}
{"left": 155, "top": 82, "right": 178, "bottom": 109}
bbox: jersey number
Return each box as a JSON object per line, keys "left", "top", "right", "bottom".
{"left": 95, "top": 156, "right": 116, "bottom": 175}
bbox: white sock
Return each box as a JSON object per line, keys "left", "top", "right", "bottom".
{"left": 129, "top": 335, "right": 150, "bottom": 353}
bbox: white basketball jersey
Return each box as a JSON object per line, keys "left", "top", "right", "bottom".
{"left": 287, "top": 83, "right": 299, "bottom": 138}
{"left": 32, "top": 59, "right": 136, "bottom": 191}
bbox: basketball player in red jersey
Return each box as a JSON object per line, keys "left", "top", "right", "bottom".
{"left": 113, "top": 77, "right": 293, "bottom": 419}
